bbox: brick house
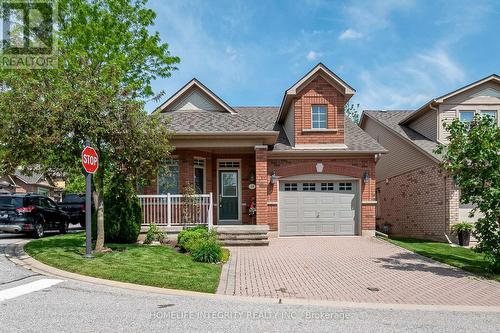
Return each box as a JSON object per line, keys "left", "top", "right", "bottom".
{"left": 360, "top": 74, "right": 500, "bottom": 241}
{"left": 145, "top": 63, "right": 386, "bottom": 237}
{"left": 0, "top": 169, "right": 61, "bottom": 200}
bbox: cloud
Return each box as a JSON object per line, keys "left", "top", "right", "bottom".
{"left": 338, "top": 29, "right": 363, "bottom": 40}
{"left": 306, "top": 50, "right": 318, "bottom": 61}
{"left": 353, "top": 48, "right": 465, "bottom": 110}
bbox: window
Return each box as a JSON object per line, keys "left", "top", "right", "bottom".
{"left": 37, "top": 187, "right": 49, "bottom": 196}
{"left": 481, "top": 110, "right": 497, "bottom": 123}
{"left": 321, "top": 183, "right": 335, "bottom": 191}
{"left": 339, "top": 182, "right": 352, "bottom": 191}
{"left": 284, "top": 183, "right": 297, "bottom": 191}
{"left": 219, "top": 161, "right": 240, "bottom": 168}
{"left": 302, "top": 183, "right": 316, "bottom": 191}
{"left": 158, "top": 159, "right": 179, "bottom": 194}
{"left": 194, "top": 159, "right": 205, "bottom": 194}
{"left": 459, "top": 111, "right": 475, "bottom": 123}
{"left": 311, "top": 105, "right": 327, "bottom": 129}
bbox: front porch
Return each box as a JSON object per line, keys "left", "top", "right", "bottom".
{"left": 141, "top": 146, "right": 270, "bottom": 228}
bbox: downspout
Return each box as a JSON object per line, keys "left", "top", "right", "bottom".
{"left": 428, "top": 101, "right": 439, "bottom": 141}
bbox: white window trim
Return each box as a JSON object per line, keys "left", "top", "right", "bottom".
{"left": 311, "top": 105, "right": 327, "bottom": 129}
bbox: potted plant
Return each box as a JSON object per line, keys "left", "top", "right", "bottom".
{"left": 451, "top": 222, "right": 474, "bottom": 246}
{"left": 248, "top": 198, "right": 256, "bottom": 223}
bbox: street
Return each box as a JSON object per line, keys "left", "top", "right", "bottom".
{"left": 0, "top": 232, "right": 499, "bottom": 333}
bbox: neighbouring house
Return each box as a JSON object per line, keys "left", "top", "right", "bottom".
{"left": 143, "top": 63, "right": 386, "bottom": 237}
{"left": 0, "top": 169, "right": 62, "bottom": 200}
{"left": 360, "top": 74, "right": 500, "bottom": 241}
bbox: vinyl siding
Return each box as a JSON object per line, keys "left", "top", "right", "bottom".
{"left": 170, "top": 88, "right": 223, "bottom": 112}
{"left": 363, "top": 117, "right": 435, "bottom": 180}
{"left": 437, "top": 81, "right": 500, "bottom": 143}
{"left": 408, "top": 109, "right": 437, "bottom": 141}
{"left": 283, "top": 104, "right": 295, "bottom": 146}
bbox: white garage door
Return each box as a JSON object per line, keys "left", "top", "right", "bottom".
{"left": 279, "top": 181, "right": 359, "bottom": 236}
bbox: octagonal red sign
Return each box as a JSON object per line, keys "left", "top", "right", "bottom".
{"left": 81, "top": 146, "right": 99, "bottom": 174}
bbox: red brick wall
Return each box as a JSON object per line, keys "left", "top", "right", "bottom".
{"left": 267, "top": 156, "right": 376, "bottom": 233}
{"left": 255, "top": 147, "right": 268, "bottom": 225}
{"left": 293, "top": 75, "right": 346, "bottom": 145}
{"left": 376, "top": 164, "right": 459, "bottom": 241}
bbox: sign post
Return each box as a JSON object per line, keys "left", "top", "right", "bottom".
{"left": 81, "top": 145, "right": 99, "bottom": 258}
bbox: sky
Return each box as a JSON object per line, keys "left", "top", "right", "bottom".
{"left": 145, "top": 0, "right": 500, "bottom": 113}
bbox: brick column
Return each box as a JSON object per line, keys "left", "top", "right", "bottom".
{"left": 255, "top": 145, "right": 268, "bottom": 225}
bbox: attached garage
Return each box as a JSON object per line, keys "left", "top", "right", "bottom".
{"left": 279, "top": 176, "right": 360, "bottom": 236}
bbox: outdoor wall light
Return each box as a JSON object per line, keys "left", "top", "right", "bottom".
{"left": 249, "top": 170, "right": 255, "bottom": 183}
{"left": 363, "top": 171, "right": 370, "bottom": 183}
{"left": 271, "top": 170, "right": 278, "bottom": 184}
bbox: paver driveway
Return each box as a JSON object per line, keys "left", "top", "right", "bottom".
{"left": 217, "top": 237, "right": 500, "bottom": 306}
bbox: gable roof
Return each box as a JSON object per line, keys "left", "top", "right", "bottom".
{"left": 361, "top": 111, "right": 442, "bottom": 162}
{"left": 273, "top": 116, "right": 386, "bottom": 153}
{"left": 277, "top": 63, "right": 356, "bottom": 122}
{"left": 154, "top": 78, "right": 236, "bottom": 114}
{"left": 401, "top": 74, "right": 500, "bottom": 124}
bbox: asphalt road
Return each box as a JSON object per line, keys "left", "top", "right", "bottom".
{"left": 0, "top": 231, "right": 499, "bottom": 333}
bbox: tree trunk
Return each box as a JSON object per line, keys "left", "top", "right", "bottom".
{"left": 93, "top": 167, "right": 105, "bottom": 252}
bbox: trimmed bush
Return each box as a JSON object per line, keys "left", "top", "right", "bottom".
{"left": 104, "top": 174, "right": 142, "bottom": 243}
{"left": 177, "top": 227, "right": 208, "bottom": 252}
{"left": 190, "top": 239, "right": 223, "bottom": 263}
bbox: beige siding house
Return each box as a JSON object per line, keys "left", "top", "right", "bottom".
{"left": 360, "top": 74, "right": 499, "bottom": 241}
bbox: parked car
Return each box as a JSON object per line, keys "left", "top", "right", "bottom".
{"left": 0, "top": 193, "right": 69, "bottom": 238}
{"left": 59, "top": 193, "right": 89, "bottom": 228}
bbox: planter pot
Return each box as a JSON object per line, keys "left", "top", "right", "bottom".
{"left": 458, "top": 231, "right": 471, "bottom": 247}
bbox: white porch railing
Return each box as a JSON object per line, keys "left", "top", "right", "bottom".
{"left": 138, "top": 193, "right": 213, "bottom": 229}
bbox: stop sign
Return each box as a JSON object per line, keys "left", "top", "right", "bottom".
{"left": 82, "top": 146, "right": 99, "bottom": 174}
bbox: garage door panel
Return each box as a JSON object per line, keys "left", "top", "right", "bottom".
{"left": 279, "top": 180, "right": 358, "bottom": 236}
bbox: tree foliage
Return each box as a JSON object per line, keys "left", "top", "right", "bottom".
{"left": 436, "top": 115, "right": 500, "bottom": 272}
{"left": 0, "top": 0, "right": 179, "bottom": 250}
{"left": 344, "top": 103, "right": 360, "bottom": 124}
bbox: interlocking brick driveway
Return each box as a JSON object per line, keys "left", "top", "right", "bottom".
{"left": 217, "top": 237, "right": 500, "bottom": 306}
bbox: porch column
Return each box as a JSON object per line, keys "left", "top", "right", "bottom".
{"left": 255, "top": 145, "right": 268, "bottom": 225}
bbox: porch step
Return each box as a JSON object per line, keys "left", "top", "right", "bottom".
{"left": 220, "top": 239, "right": 270, "bottom": 246}
{"left": 215, "top": 225, "right": 269, "bottom": 246}
{"left": 218, "top": 233, "right": 268, "bottom": 240}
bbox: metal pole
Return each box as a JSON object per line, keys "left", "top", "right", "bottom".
{"left": 84, "top": 142, "right": 93, "bottom": 258}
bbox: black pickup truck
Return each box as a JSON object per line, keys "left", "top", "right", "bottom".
{"left": 59, "top": 193, "right": 88, "bottom": 228}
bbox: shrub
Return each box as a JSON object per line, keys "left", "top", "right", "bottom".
{"left": 144, "top": 223, "right": 165, "bottom": 245}
{"left": 451, "top": 222, "right": 474, "bottom": 235}
{"left": 190, "top": 239, "right": 223, "bottom": 263}
{"left": 104, "top": 174, "right": 142, "bottom": 243}
{"left": 177, "top": 227, "right": 208, "bottom": 252}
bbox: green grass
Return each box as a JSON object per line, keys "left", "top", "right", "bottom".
{"left": 382, "top": 237, "right": 500, "bottom": 282}
{"left": 25, "top": 232, "right": 223, "bottom": 293}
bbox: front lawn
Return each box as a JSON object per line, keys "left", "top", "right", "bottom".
{"left": 383, "top": 237, "right": 500, "bottom": 282}
{"left": 25, "top": 232, "right": 223, "bottom": 293}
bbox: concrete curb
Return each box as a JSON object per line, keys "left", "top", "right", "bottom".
{"left": 5, "top": 240, "right": 500, "bottom": 313}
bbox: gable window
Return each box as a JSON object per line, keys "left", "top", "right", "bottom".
{"left": 158, "top": 159, "right": 179, "bottom": 194}
{"left": 194, "top": 158, "right": 205, "bottom": 194}
{"left": 481, "top": 110, "right": 497, "bottom": 123}
{"left": 311, "top": 105, "right": 327, "bottom": 129}
{"left": 459, "top": 111, "right": 475, "bottom": 123}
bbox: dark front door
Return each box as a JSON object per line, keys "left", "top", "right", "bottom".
{"left": 219, "top": 170, "right": 239, "bottom": 221}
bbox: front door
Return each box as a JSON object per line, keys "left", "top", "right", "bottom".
{"left": 219, "top": 170, "right": 239, "bottom": 221}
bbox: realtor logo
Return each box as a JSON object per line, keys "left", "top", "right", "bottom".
{"left": 0, "top": 0, "right": 57, "bottom": 68}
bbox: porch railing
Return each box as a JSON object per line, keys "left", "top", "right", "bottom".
{"left": 138, "top": 193, "right": 213, "bottom": 229}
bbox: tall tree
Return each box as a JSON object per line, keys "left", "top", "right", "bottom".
{"left": 0, "top": 0, "right": 179, "bottom": 251}
{"left": 436, "top": 115, "right": 500, "bottom": 272}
